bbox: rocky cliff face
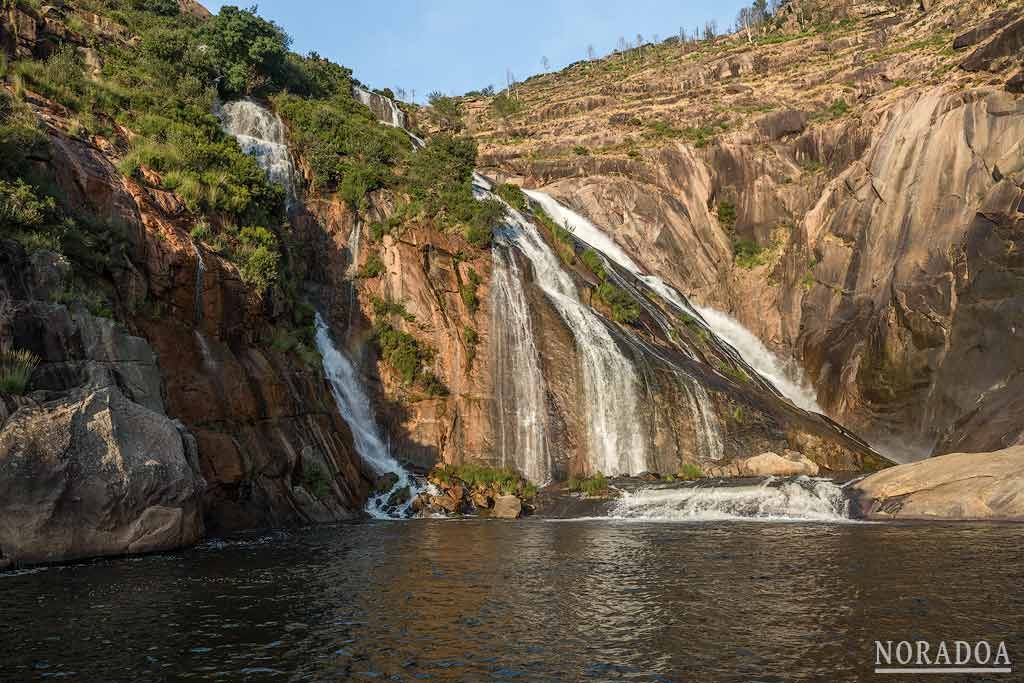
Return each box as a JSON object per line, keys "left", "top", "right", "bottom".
{"left": 467, "top": 0, "right": 1024, "bottom": 461}
{"left": 0, "top": 70, "right": 374, "bottom": 563}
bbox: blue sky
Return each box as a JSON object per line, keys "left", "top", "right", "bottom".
{"left": 203, "top": 1, "right": 750, "bottom": 103}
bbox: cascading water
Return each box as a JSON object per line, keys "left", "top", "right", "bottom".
{"left": 192, "top": 243, "right": 205, "bottom": 326}
{"left": 353, "top": 86, "right": 407, "bottom": 129}
{"left": 480, "top": 179, "right": 649, "bottom": 477}
{"left": 490, "top": 242, "right": 552, "bottom": 483}
{"left": 218, "top": 99, "right": 297, "bottom": 204}
{"left": 693, "top": 306, "right": 822, "bottom": 413}
{"left": 607, "top": 477, "right": 852, "bottom": 522}
{"left": 524, "top": 188, "right": 822, "bottom": 413}
{"left": 315, "top": 314, "right": 421, "bottom": 518}
{"left": 219, "top": 97, "right": 418, "bottom": 517}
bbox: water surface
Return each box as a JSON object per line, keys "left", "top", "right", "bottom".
{"left": 2, "top": 520, "right": 1021, "bottom": 680}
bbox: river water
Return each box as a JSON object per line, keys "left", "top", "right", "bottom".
{"left": 2, "top": 520, "right": 1021, "bottom": 681}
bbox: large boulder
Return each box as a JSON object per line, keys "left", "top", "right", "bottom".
{"left": 0, "top": 386, "right": 205, "bottom": 567}
{"left": 738, "top": 451, "right": 820, "bottom": 477}
{"left": 851, "top": 447, "right": 1024, "bottom": 521}
{"left": 492, "top": 494, "right": 523, "bottom": 519}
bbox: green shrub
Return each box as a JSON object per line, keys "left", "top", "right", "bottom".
{"left": 732, "top": 238, "right": 768, "bottom": 269}
{"left": 463, "top": 325, "right": 479, "bottom": 366}
{"left": 532, "top": 205, "right": 576, "bottom": 265}
{"left": 358, "top": 251, "right": 385, "bottom": 278}
{"left": 371, "top": 296, "right": 415, "bottom": 321}
{"left": 678, "top": 463, "right": 704, "bottom": 481}
{"left": 490, "top": 92, "right": 522, "bottom": 120}
{"left": 494, "top": 183, "right": 527, "bottom": 211}
{"left": 568, "top": 472, "right": 609, "bottom": 497}
{"left": 717, "top": 200, "right": 736, "bottom": 229}
{"left": 580, "top": 248, "right": 606, "bottom": 279}
{"left": 427, "top": 91, "right": 463, "bottom": 131}
{"left": 0, "top": 346, "right": 40, "bottom": 395}
{"left": 374, "top": 321, "right": 448, "bottom": 395}
{"left": 190, "top": 220, "right": 210, "bottom": 241}
{"left": 302, "top": 460, "right": 331, "bottom": 499}
{"left": 594, "top": 282, "right": 640, "bottom": 324}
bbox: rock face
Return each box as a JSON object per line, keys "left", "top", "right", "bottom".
{"left": 468, "top": 0, "right": 1024, "bottom": 462}
{"left": 851, "top": 447, "right": 1024, "bottom": 520}
{"left": 0, "top": 385, "right": 204, "bottom": 568}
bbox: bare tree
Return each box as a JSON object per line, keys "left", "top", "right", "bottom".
{"left": 617, "top": 36, "right": 628, "bottom": 53}
{"left": 703, "top": 20, "right": 717, "bottom": 41}
{"left": 410, "top": 88, "right": 416, "bottom": 103}
{"left": 541, "top": 55, "right": 550, "bottom": 71}
{"left": 586, "top": 44, "right": 595, "bottom": 60}
{"left": 652, "top": 33, "right": 659, "bottom": 44}
{"left": 737, "top": 7, "right": 754, "bottom": 43}
{"left": 679, "top": 26, "right": 686, "bottom": 43}
{"left": 395, "top": 86, "right": 407, "bottom": 101}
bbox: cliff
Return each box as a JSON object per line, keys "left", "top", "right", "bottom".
{"left": 465, "top": 0, "right": 1024, "bottom": 460}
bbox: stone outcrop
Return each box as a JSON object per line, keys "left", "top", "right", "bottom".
{"left": 851, "top": 447, "right": 1024, "bottom": 520}
{"left": 0, "top": 384, "right": 204, "bottom": 568}
{"left": 708, "top": 450, "right": 821, "bottom": 478}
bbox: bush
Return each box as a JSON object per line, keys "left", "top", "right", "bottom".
{"left": 573, "top": 145, "right": 589, "bottom": 156}
{"left": 494, "top": 183, "right": 527, "bottom": 212}
{"left": 374, "top": 321, "right": 448, "bottom": 395}
{"left": 358, "top": 251, "right": 385, "bottom": 278}
{"left": 371, "top": 296, "right": 414, "bottom": 321}
{"left": 580, "top": 248, "right": 606, "bottom": 280}
{"left": 490, "top": 93, "right": 521, "bottom": 120}
{"left": 678, "top": 463, "right": 704, "bottom": 481}
{"left": 717, "top": 200, "right": 736, "bottom": 229}
{"left": 594, "top": 282, "right": 640, "bottom": 324}
{"left": 302, "top": 460, "right": 331, "bottom": 499}
{"left": 732, "top": 238, "right": 768, "bottom": 269}
{"left": 568, "top": 472, "right": 609, "bottom": 497}
{"left": 0, "top": 346, "right": 40, "bottom": 395}
{"left": 427, "top": 92, "right": 463, "bottom": 131}
{"left": 463, "top": 325, "right": 479, "bottom": 367}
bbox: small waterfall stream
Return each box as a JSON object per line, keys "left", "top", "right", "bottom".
{"left": 315, "top": 314, "right": 421, "bottom": 517}
{"left": 218, "top": 99, "right": 297, "bottom": 204}
{"left": 353, "top": 86, "right": 407, "bottom": 129}
{"left": 220, "top": 97, "right": 420, "bottom": 517}
{"left": 192, "top": 243, "right": 205, "bottom": 326}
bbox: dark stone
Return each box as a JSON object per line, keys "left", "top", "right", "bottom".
{"left": 373, "top": 472, "right": 400, "bottom": 495}
{"left": 960, "top": 17, "right": 1024, "bottom": 72}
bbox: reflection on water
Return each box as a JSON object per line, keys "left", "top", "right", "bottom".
{"left": 1, "top": 521, "right": 1022, "bottom": 680}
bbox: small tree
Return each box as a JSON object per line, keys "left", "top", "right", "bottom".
{"left": 427, "top": 91, "right": 463, "bottom": 131}
{"left": 586, "top": 44, "right": 595, "bottom": 60}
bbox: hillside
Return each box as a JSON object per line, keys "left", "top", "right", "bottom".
{"left": 464, "top": 0, "right": 1024, "bottom": 459}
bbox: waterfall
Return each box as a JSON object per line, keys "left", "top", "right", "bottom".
{"left": 218, "top": 99, "right": 297, "bottom": 204}
{"left": 353, "top": 86, "right": 407, "bottom": 129}
{"left": 484, "top": 190, "right": 648, "bottom": 477}
{"left": 524, "top": 188, "right": 822, "bottom": 413}
{"left": 490, "top": 243, "right": 551, "bottom": 483}
{"left": 693, "top": 306, "right": 821, "bottom": 413}
{"left": 315, "top": 313, "right": 420, "bottom": 518}
{"left": 684, "top": 381, "right": 724, "bottom": 461}
{"left": 607, "top": 477, "right": 851, "bottom": 522}
{"left": 192, "top": 243, "right": 205, "bottom": 326}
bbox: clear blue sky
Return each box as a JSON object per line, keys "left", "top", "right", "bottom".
{"left": 203, "top": 1, "right": 750, "bottom": 103}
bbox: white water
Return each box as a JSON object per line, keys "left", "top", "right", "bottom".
{"left": 490, "top": 243, "right": 552, "bottom": 483}
{"left": 192, "top": 243, "right": 205, "bottom": 326}
{"left": 524, "top": 188, "right": 822, "bottom": 413}
{"left": 694, "top": 306, "right": 822, "bottom": 413}
{"left": 486, "top": 196, "right": 649, "bottom": 477}
{"left": 218, "top": 99, "right": 297, "bottom": 203}
{"left": 607, "top": 477, "right": 851, "bottom": 522}
{"left": 353, "top": 86, "right": 407, "bottom": 129}
{"left": 314, "top": 314, "right": 420, "bottom": 518}
{"left": 684, "top": 381, "right": 725, "bottom": 461}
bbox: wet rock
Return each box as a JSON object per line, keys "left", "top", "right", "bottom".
{"left": 0, "top": 385, "right": 205, "bottom": 566}
{"left": 851, "top": 447, "right": 1024, "bottom": 521}
{"left": 492, "top": 495, "right": 523, "bottom": 519}
{"left": 637, "top": 471, "right": 661, "bottom": 482}
{"left": 386, "top": 486, "right": 411, "bottom": 507}
{"left": 373, "top": 472, "right": 400, "bottom": 495}
{"left": 432, "top": 494, "right": 462, "bottom": 514}
{"left": 471, "top": 490, "right": 493, "bottom": 509}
